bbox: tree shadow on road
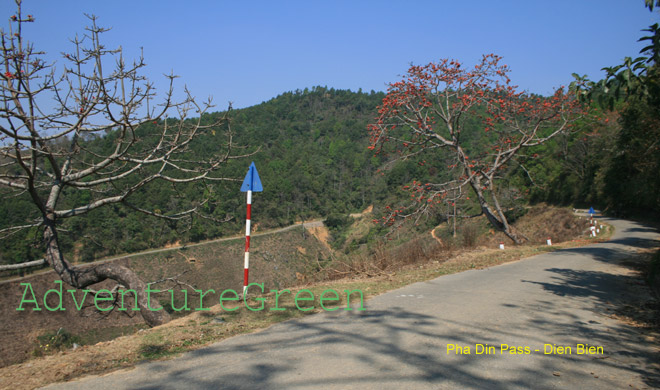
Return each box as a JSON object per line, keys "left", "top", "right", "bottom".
{"left": 119, "top": 302, "right": 659, "bottom": 390}
{"left": 520, "top": 233, "right": 660, "bottom": 389}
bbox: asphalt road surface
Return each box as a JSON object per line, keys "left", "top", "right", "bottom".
{"left": 43, "top": 216, "right": 659, "bottom": 389}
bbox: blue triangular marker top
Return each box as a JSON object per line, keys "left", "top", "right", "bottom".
{"left": 241, "top": 162, "right": 263, "bottom": 192}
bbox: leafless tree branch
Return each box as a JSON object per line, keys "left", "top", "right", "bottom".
{"left": 0, "top": 1, "right": 250, "bottom": 326}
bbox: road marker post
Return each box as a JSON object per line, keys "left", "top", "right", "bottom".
{"left": 499, "top": 242, "right": 504, "bottom": 250}
{"left": 240, "top": 162, "right": 263, "bottom": 297}
{"left": 547, "top": 237, "right": 552, "bottom": 246}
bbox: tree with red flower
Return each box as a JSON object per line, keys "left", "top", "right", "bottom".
{"left": 368, "top": 54, "right": 585, "bottom": 244}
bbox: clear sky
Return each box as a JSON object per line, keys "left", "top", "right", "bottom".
{"left": 2, "top": 0, "right": 658, "bottom": 109}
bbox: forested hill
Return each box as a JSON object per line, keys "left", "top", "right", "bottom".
{"left": 212, "top": 87, "right": 389, "bottom": 223}
{"left": 0, "top": 87, "right": 393, "bottom": 267}
{"left": 2, "top": 83, "right": 658, "bottom": 271}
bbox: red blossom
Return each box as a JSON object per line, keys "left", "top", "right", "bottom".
{"left": 368, "top": 53, "right": 584, "bottom": 232}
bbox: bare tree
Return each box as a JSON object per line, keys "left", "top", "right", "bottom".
{"left": 368, "top": 54, "right": 584, "bottom": 244}
{"left": 0, "top": 1, "right": 248, "bottom": 326}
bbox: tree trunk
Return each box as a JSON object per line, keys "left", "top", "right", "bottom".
{"left": 453, "top": 200, "right": 457, "bottom": 238}
{"left": 43, "top": 214, "right": 170, "bottom": 327}
{"left": 469, "top": 180, "right": 525, "bottom": 245}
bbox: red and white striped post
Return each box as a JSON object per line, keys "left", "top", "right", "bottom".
{"left": 240, "top": 162, "right": 263, "bottom": 297}
{"left": 243, "top": 190, "right": 253, "bottom": 296}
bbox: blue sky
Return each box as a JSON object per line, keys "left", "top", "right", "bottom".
{"left": 3, "top": 1, "right": 657, "bottom": 109}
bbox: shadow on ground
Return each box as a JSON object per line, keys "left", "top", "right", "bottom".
{"left": 518, "top": 219, "right": 660, "bottom": 388}
{"left": 115, "top": 301, "right": 659, "bottom": 390}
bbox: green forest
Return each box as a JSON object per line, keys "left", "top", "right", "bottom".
{"left": 1, "top": 7, "right": 659, "bottom": 274}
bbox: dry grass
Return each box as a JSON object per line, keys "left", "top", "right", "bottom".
{"left": 322, "top": 237, "right": 451, "bottom": 279}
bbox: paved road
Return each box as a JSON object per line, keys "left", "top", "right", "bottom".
{"left": 44, "top": 217, "right": 659, "bottom": 389}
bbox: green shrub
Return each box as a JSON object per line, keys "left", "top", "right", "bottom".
{"left": 33, "top": 328, "right": 80, "bottom": 357}
{"left": 324, "top": 213, "right": 352, "bottom": 230}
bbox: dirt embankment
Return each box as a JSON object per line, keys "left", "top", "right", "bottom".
{"left": 0, "top": 228, "right": 330, "bottom": 368}
{"left": 433, "top": 206, "right": 591, "bottom": 248}
{"left": 0, "top": 259, "right": 143, "bottom": 368}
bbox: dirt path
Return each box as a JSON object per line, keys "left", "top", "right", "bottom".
{"left": 0, "top": 220, "right": 326, "bottom": 286}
